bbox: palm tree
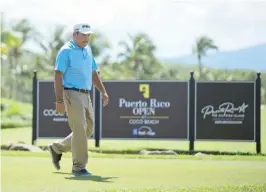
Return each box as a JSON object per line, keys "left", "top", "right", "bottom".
{"left": 37, "top": 24, "right": 70, "bottom": 75}
{"left": 116, "top": 33, "right": 162, "bottom": 80}
{"left": 89, "top": 32, "right": 110, "bottom": 59}
{"left": 38, "top": 26, "right": 111, "bottom": 75}
{"left": 1, "top": 31, "right": 22, "bottom": 59}
{"left": 0, "top": 17, "right": 33, "bottom": 99}
{"left": 1, "top": 30, "right": 22, "bottom": 99}
{"left": 9, "top": 19, "right": 38, "bottom": 99}
{"left": 117, "top": 33, "right": 157, "bottom": 71}
{"left": 12, "top": 19, "right": 38, "bottom": 44}
{"left": 193, "top": 36, "right": 218, "bottom": 79}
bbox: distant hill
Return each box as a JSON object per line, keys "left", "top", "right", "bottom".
{"left": 161, "top": 43, "right": 266, "bottom": 71}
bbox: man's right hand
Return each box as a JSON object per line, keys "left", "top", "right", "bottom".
{"left": 56, "top": 102, "right": 65, "bottom": 114}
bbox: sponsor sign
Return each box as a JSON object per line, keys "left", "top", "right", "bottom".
{"left": 101, "top": 81, "right": 189, "bottom": 139}
{"left": 37, "top": 80, "right": 94, "bottom": 138}
{"left": 195, "top": 81, "right": 255, "bottom": 141}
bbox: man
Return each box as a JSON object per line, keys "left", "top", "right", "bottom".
{"left": 48, "top": 23, "right": 109, "bottom": 177}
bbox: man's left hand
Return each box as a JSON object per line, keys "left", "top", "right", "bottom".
{"left": 102, "top": 92, "right": 109, "bottom": 106}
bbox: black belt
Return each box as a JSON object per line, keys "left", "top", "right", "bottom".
{"left": 64, "top": 87, "right": 89, "bottom": 93}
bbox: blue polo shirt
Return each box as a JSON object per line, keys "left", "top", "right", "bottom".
{"left": 55, "top": 40, "right": 98, "bottom": 90}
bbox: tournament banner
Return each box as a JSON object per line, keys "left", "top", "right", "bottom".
{"left": 195, "top": 81, "right": 255, "bottom": 141}
{"left": 37, "top": 80, "right": 94, "bottom": 138}
{"left": 101, "top": 81, "right": 189, "bottom": 139}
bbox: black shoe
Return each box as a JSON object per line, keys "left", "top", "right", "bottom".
{"left": 48, "top": 144, "right": 62, "bottom": 170}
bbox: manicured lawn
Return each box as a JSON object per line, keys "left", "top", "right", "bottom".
{"left": 1, "top": 151, "right": 266, "bottom": 192}
{"left": 1, "top": 125, "right": 266, "bottom": 154}
{"left": 1, "top": 106, "right": 265, "bottom": 191}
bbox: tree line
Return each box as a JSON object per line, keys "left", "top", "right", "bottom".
{"left": 1, "top": 16, "right": 265, "bottom": 104}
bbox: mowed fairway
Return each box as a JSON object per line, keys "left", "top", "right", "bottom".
{"left": 1, "top": 107, "right": 266, "bottom": 191}
{"left": 1, "top": 152, "right": 266, "bottom": 192}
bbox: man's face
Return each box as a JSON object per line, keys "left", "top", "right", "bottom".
{"left": 74, "top": 32, "right": 90, "bottom": 47}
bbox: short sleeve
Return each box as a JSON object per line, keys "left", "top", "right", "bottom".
{"left": 55, "top": 49, "right": 69, "bottom": 73}
{"left": 92, "top": 57, "right": 98, "bottom": 71}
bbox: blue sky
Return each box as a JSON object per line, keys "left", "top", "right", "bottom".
{"left": 1, "top": 0, "right": 266, "bottom": 60}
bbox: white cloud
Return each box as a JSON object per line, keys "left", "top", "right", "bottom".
{"left": 1, "top": 0, "right": 266, "bottom": 59}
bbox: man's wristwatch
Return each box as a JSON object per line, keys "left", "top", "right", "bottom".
{"left": 56, "top": 98, "right": 64, "bottom": 103}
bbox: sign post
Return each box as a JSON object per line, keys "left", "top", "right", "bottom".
{"left": 31, "top": 71, "right": 37, "bottom": 145}
{"left": 255, "top": 73, "right": 261, "bottom": 154}
{"left": 189, "top": 72, "right": 195, "bottom": 151}
{"left": 94, "top": 87, "right": 101, "bottom": 147}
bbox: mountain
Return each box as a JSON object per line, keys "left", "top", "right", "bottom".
{"left": 162, "top": 43, "right": 266, "bottom": 71}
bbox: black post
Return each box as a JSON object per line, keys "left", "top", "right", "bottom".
{"left": 94, "top": 85, "right": 101, "bottom": 147}
{"left": 255, "top": 72, "right": 261, "bottom": 154}
{"left": 31, "top": 71, "right": 37, "bottom": 145}
{"left": 189, "top": 72, "right": 195, "bottom": 151}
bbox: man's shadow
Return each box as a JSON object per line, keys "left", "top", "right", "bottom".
{"left": 53, "top": 172, "right": 117, "bottom": 182}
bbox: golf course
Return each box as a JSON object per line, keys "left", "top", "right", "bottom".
{"left": 2, "top": 3, "right": 266, "bottom": 191}
{"left": 1, "top": 151, "right": 266, "bottom": 192}
{"left": 1, "top": 105, "right": 266, "bottom": 192}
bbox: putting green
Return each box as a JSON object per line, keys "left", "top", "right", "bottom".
{"left": 1, "top": 152, "right": 266, "bottom": 192}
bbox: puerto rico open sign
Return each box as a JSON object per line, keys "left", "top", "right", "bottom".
{"left": 101, "top": 81, "right": 189, "bottom": 139}
{"left": 37, "top": 80, "right": 94, "bottom": 138}
{"left": 195, "top": 81, "right": 255, "bottom": 141}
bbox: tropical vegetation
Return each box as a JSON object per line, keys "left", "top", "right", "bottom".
{"left": 1, "top": 16, "right": 266, "bottom": 106}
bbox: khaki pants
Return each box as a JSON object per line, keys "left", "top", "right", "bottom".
{"left": 51, "top": 89, "right": 94, "bottom": 171}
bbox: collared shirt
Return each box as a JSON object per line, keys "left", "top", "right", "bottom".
{"left": 55, "top": 40, "right": 98, "bottom": 90}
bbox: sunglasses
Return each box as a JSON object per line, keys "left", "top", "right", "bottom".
{"left": 82, "top": 25, "right": 90, "bottom": 28}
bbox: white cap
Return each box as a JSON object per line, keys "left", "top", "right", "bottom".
{"left": 73, "top": 23, "right": 94, "bottom": 34}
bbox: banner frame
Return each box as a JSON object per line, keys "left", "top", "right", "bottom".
{"left": 99, "top": 80, "right": 190, "bottom": 140}
{"left": 194, "top": 80, "right": 256, "bottom": 142}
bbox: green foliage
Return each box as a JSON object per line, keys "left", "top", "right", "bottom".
{"left": 1, "top": 98, "right": 32, "bottom": 128}
{"left": 89, "top": 31, "right": 111, "bottom": 58}
{"left": 192, "top": 35, "right": 219, "bottom": 79}
{"left": 1, "top": 16, "right": 266, "bottom": 105}
{"left": 1, "top": 119, "right": 31, "bottom": 129}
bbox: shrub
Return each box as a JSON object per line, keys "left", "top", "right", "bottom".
{"left": 1, "top": 119, "right": 31, "bottom": 128}
{"left": 1, "top": 98, "right": 32, "bottom": 128}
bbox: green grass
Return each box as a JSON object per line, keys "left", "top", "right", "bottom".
{"left": 2, "top": 150, "right": 266, "bottom": 161}
{"left": 1, "top": 151, "right": 266, "bottom": 192}
{"left": 1, "top": 98, "right": 32, "bottom": 118}
{"left": 1, "top": 120, "right": 266, "bottom": 155}
{"left": 1, "top": 104, "right": 265, "bottom": 191}
{"left": 1, "top": 98, "right": 32, "bottom": 128}
{"left": 102, "top": 185, "right": 266, "bottom": 192}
